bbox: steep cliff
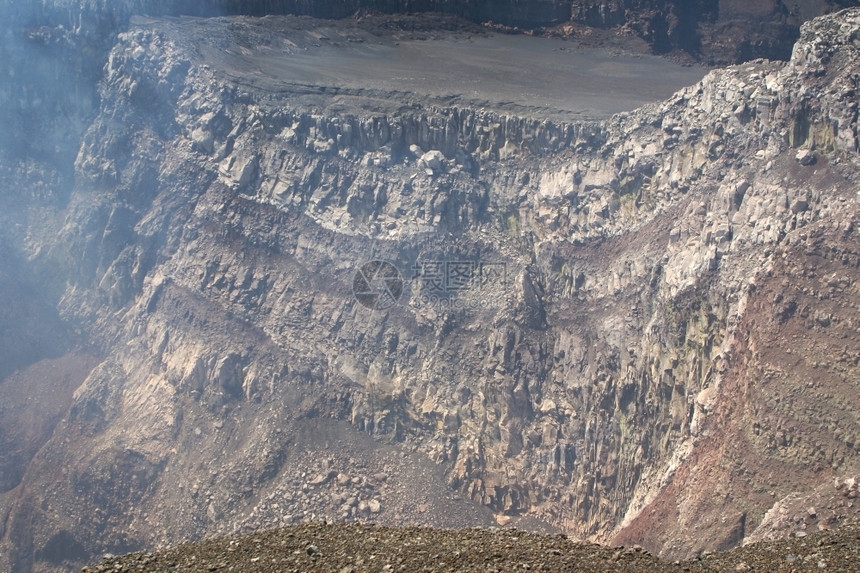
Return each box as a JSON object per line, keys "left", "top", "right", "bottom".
{"left": 1, "top": 5, "right": 860, "bottom": 573}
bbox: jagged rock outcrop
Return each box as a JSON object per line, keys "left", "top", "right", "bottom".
{"left": 2, "top": 5, "right": 860, "bottom": 573}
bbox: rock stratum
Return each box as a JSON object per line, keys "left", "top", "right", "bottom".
{"left": 1, "top": 4, "right": 860, "bottom": 573}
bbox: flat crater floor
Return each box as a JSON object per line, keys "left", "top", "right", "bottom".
{"left": 146, "top": 14, "right": 709, "bottom": 120}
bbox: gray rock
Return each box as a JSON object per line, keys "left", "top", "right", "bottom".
{"left": 791, "top": 199, "right": 810, "bottom": 213}
{"left": 796, "top": 148, "right": 816, "bottom": 165}
{"left": 420, "top": 150, "right": 445, "bottom": 172}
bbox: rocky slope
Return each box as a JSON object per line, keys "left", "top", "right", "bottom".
{"left": 1, "top": 5, "right": 860, "bottom": 573}
{"left": 84, "top": 520, "right": 860, "bottom": 572}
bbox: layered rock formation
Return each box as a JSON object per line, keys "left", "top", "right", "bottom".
{"left": 1, "top": 4, "right": 860, "bottom": 573}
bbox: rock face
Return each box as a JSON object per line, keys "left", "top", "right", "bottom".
{"left": 2, "top": 5, "right": 860, "bottom": 573}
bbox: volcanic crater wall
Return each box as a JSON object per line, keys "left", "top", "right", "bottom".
{"left": 2, "top": 5, "right": 860, "bottom": 573}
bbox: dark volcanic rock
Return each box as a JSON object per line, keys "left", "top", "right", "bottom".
{"left": 87, "top": 520, "right": 860, "bottom": 573}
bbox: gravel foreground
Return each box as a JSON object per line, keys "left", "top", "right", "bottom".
{"left": 85, "top": 521, "right": 860, "bottom": 573}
